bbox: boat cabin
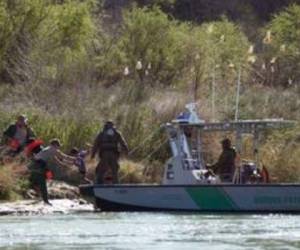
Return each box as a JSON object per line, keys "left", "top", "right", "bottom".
{"left": 162, "top": 103, "right": 294, "bottom": 185}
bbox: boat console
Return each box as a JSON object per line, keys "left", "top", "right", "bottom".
{"left": 162, "top": 103, "right": 294, "bottom": 185}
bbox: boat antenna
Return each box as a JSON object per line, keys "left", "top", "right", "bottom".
{"left": 211, "top": 66, "right": 216, "bottom": 121}
{"left": 234, "top": 65, "right": 242, "bottom": 121}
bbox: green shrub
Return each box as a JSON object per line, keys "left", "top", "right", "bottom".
{"left": 264, "top": 4, "right": 300, "bottom": 86}
{"left": 96, "top": 6, "right": 190, "bottom": 86}
{"left": 0, "top": 0, "right": 96, "bottom": 85}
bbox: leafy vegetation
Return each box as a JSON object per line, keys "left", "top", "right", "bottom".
{"left": 266, "top": 4, "right": 300, "bottom": 86}
{"left": 0, "top": 0, "right": 95, "bottom": 85}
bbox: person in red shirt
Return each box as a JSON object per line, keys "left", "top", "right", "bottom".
{"left": 2, "top": 115, "right": 35, "bottom": 156}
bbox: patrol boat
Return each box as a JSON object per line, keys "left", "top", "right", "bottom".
{"left": 80, "top": 104, "right": 299, "bottom": 212}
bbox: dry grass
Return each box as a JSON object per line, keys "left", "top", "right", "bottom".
{"left": 0, "top": 166, "right": 15, "bottom": 200}
{"left": 260, "top": 126, "right": 300, "bottom": 182}
{"left": 119, "top": 160, "right": 146, "bottom": 183}
{"left": 0, "top": 80, "right": 298, "bottom": 200}
{"left": 62, "top": 156, "right": 155, "bottom": 185}
{"left": 0, "top": 163, "right": 28, "bottom": 200}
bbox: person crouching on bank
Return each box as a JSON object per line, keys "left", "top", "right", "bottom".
{"left": 28, "top": 139, "right": 76, "bottom": 205}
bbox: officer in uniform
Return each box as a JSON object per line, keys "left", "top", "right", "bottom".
{"left": 91, "top": 121, "right": 128, "bottom": 184}
{"left": 211, "top": 138, "right": 236, "bottom": 182}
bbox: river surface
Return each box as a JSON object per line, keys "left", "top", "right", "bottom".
{"left": 1, "top": 213, "right": 300, "bottom": 250}
{"left": 0, "top": 213, "right": 300, "bottom": 250}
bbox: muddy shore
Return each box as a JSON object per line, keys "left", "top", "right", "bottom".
{"left": 0, "top": 199, "right": 94, "bottom": 215}
{"left": 0, "top": 181, "right": 94, "bottom": 215}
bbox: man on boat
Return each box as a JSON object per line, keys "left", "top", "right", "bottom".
{"left": 91, "top": 121, "right": 128, "bottom": 184}
{"left": 27, "top": 139, "right": 76, "bottom": 205}
{"left": 2, "top": 115, "right": 35, "bottom": 156}
{"left": 210, "top": 138, "right": 236, "bottom": 182}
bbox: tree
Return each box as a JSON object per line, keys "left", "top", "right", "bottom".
{"left": 31, "top": 0, "right": 95, "bottom": 85}
{"left": 119, "top": 6, "right": 190, "bottom": 86}
{"left": 0, "top": 0, "right": 49, "bottom": 84}
{"left": 0, "top": 0, "right": 96, "bottom": 85}
{"left": 266, "top": 4, "right": 300, "bottom": 86}
{"left": 183, "top": 19, "right": 250, "bottom": 105}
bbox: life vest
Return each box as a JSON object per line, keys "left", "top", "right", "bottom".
{"left": 3, "top": 124, "right": 34, "bottom": 149}
{"left": 99, "top": 129, "right": 119, "bottom": 152}
{"left": 8, "top": 138, "right": 20, "bottom": 151}
{"left": 261, "top": 165, "right": 270, "bottom": 183}
{"left": 24, "top": 139, "right": 44, "bottom": 157}
{"left": 46, "top": 170, "right": 53, "bottom": 180}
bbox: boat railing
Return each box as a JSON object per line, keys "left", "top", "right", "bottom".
{"left": 177, "top": 119, "right": 295, "bottom": 134}
{"left": 182, "top": 158, "right": 200, "bottom": 170}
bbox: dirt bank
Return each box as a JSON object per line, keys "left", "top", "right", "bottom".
{"left": 0, "top": 199, "right": 94, "bottom": 216}
{"left": 0, "top": 180, "right": 94, "bottom": 215}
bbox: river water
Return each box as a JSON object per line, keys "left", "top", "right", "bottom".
{"left": 1, "top": 213, "right": 300, "bottom": 250}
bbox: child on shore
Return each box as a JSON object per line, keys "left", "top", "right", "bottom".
{"left": 70, "top": 147, "right": 92, "bottom": 184}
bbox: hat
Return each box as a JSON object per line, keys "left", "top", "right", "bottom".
{"left": 17, "top": 114, "right": 28, "bottom": 124}
{"left": 104, "top": 120, "right": 114, "bottom": 129}
{"left": 70, "top": 147, "right": 79, "bottom": 155}
{"left": 50, "top": 138, "right": 62, "bottom": 147}
{"left": 105, "top": 120, "right": 114, "bottom": 126}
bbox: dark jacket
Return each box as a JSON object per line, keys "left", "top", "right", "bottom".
{"left": 91, "top": 128, "right": 128, "bottom": 158}
{"left": 3, "top": 124, "right": 35, "bottom": 145}
{"left": 212, "top": 147, "right": 236, "bottom": 176}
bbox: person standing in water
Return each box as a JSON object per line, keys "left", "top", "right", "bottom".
{"left": 28, "top": 139, "right": 76, "bottom": 205}
{"left": 91, "top": 121, "right": 128, "bottom": 184}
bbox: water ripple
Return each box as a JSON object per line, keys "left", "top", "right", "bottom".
{"left": 0, "top": 213, "right": 300, "bottom": 250}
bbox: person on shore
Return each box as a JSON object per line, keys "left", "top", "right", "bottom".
{"left": 210, "top": 138, "right": 236, "bottom": 182}
{"left": 28, "top": 139, "right": 76, "bottom": 205}
{"left": 2, "top": 115, "right": 35, "bottom": 156}
{"left": 24, "top": 137, "right": 44, "bottom": 159}
{"left": 91, "top": 121, "right": 129, "bottom": 184}
{"left": 70, "top": 147, "right": 92, "bottom": 184}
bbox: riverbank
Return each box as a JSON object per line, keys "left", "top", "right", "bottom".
{"left": 0, "top": 158, "right": 151, "bottom": 202}
{"left": 0, "top": 180, "right": 94, "bottom": 216}
{"left": 0, "top": 199, "right": 93, "bottom": 216}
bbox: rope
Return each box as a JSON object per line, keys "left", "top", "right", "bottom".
{"left": 128, "top": 127, "right": 162, "bottom": 156}
{"left": 140, "top": 137, "right": 169, "bottom": 176}
{"left": 120, "top": 137, "right": 169, "bottom": 181}
{"left": 119, "top": 127, "right": 167, "bottom": 181}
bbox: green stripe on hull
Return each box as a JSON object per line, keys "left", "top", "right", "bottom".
{"left": 186, "top": 187, "right": 238, "bottom": 210}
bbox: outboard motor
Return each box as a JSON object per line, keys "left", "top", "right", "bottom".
{"left": 241, "top": 162, "right": 261, "bottom": 183}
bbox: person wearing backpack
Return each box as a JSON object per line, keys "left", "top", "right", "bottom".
{"left": 91, "top": 121, "right": 128, "bottom": 184}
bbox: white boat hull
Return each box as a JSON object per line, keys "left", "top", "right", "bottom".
{"left": 80, "top": 184, "right": 300, "bottom": 213}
